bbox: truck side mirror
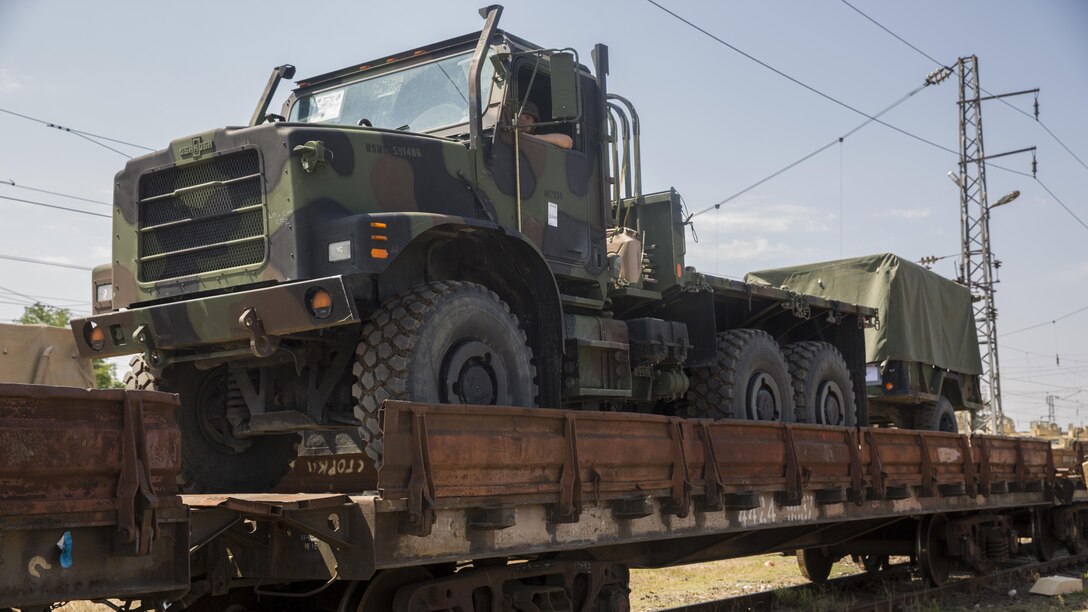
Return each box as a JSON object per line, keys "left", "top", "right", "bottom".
{"left": 550, "top": 52, "right": 578, "bottom": 121}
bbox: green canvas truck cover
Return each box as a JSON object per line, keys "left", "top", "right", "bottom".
{"left": 745, "top": 253, "right": 983, "bottom": 375}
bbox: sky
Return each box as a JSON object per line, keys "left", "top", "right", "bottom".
{"left": 1, "top": 1, "right": 1086, "bottom": 430}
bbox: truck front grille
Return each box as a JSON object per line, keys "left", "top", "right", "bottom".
{"left": 136, "top": 149, "right": 267, "bottom": 283}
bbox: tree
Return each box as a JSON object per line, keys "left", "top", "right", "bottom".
{"left": 17, "top": 302, "right": 123, "bottom": 389}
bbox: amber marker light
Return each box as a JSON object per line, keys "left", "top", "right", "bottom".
{"left": 85, "top": 322, "right": 106, "bottom": 351}
{"left": 884, "top": 382, "right": 894, "bottom": 391}
{"left": 307, "top": 288, "right": 334, "bottom": 319}
{"left": 371, "top": 248, "right": 389, "bottom": 259}
{"left": 369, "top": 222, "right": 387, "bottom": 229}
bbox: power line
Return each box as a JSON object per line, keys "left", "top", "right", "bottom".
{"left": 1035, "top": 178, "right": 1088, "bottom": 232}
{"left": 0, "top": 253, "right": 93, "bottom": 271}
{"left": 0, "top": 107, "right": 154, "bottom": 151}
{"left": 0, "top": 285, "right": 86, "bottom": 306}
{"left": 0, "top": 194, "right": 110, "bottom": 218}
{"left": 643, "top": 1, "right": 1044, "bottom": 215}
{"left": 691, "top": 80, "right": 935, "bottom": 217}
{"left": 1004, "top": 304, "right": 1088, "bottom": 337}
{"left": 1, "top": 179, "right": 111, "bottom": 207}
{"left": 645, "top": 0, "right": 958, "bottom": 155}
{"left": 836, "top": 0, "right": 1088, "bottom": 175}
{"left": 838, "top": 0, "right": 945, "bottom": 66}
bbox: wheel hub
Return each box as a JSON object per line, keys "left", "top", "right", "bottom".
{"left": 816, "top": 380, "right": 846, "bottom": 425}
{"left": 746, "top": 372, "right": 781, "bottom": 421}
{"left": 195, "top": 369, "right": 251, "bottom": 454}
{"left": 441, "top": 340, "right": 509, "bottom": 405}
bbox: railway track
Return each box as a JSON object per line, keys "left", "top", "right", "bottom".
{"left": 661, "top": 552, "right": 1088, "bottom": 611}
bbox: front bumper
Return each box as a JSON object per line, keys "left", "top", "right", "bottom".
{"left": 71, "top": 276, "right": 360, "bottom": 360}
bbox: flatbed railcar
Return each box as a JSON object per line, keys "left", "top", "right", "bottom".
{"left": 4, "top": 384, "right": 1088, "bottom": 611}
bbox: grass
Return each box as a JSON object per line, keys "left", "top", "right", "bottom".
{"left": 628, "top": 553, "right": 858, "bottom": 611}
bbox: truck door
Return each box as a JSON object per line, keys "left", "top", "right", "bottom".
{"left": 514, "top": 131, "right": 591, "bottom": 267}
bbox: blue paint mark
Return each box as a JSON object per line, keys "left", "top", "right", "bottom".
{"left": 57, "top": 531, "right": 73, "bottom": 569}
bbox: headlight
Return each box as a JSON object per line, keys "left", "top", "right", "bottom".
{"left": 96, "top": 283, "right": 113, "bottom": 303}
{"left": 328, "top": 240, "right": 352, "bottom": 262}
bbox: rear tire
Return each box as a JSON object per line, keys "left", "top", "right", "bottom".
{"left": 914, "top": 396, "right": 958, "bottom": 432}
{"left": 686, "top": 329, "right": 794, "bottom": 422}
{"left": 124, "top": 355, "right": 299, "bottom": 493}
{"left": 352, "top": 281, "right": 537, "bottom": 465}
{"left": 782, "top": 342, "right": 857, "bottom": 426}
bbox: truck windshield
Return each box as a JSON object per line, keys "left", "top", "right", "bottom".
{"left": 289, "top": 51, "right": 494, "bottom": 134}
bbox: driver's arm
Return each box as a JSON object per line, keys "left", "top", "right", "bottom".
{"left": 523, "top": 132, "right": 573, "bottom": 150}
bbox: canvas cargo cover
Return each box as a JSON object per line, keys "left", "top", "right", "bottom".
{"left": 746, "top": 253, "right": 983, "bottom": 375}
{"left": 0, "top": 323, "right": 95, "bottom": 387}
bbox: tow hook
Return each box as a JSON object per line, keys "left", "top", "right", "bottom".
{"left": 239, "top": 308, "right": 279, "bottom": 358}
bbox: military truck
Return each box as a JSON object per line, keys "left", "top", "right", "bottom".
{"left": 72, "top": 5, "right": 875, "bottom": 493}
{"left": 747, "top": 253, "right": 984, "bottom": 432}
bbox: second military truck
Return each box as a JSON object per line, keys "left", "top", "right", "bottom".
{"left": 74, "top": 6, "right": 877, "bottom": 492}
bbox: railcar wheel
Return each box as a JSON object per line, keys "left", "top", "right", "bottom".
{"left": 687, "top": 329, "right": 794, "bottom": 422}
{"left": 347, "top": 567, "right": 433, "bottom": 612}
{"left": 125, "top": 356, "right": 299, "bottom": 493}
{"left": 782, "top": 341, "right": 857, "bottom": 426}
{"left": 914, "top": 396, "right": 958, "bottom": 432}
{"left": 916, "top": 514, "right": 951, "bottom": 586}
{"left": 1032, "top": 509, "right": 1058, "bottom": 562}
{"left": 796, "top": 548, "right": 834, "bottom": 583}
{"left": 353, "top": 281, "right": 537, "bottom": 466}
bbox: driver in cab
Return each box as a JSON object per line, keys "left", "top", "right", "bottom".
{"left": 515, "top": 101, "right": 573, "bottom": 150}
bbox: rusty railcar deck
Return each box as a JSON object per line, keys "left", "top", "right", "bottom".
{"left": 0, "top": 384, "right": 188, "bottom": 609}
{"left": 181, "top": 401, "right": 1088, "bottom": 588}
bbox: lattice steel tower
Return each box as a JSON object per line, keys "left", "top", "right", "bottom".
{"left": 955, "top": 56, "right": 1004, "bottom": 433}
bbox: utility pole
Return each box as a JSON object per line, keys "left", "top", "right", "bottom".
{"left": 953, "top": 56, "right": 1037, "bottom": 435}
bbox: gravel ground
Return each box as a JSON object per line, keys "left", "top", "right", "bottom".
{"left": 629, "top": 554, "right": 1088, "bottom": 611}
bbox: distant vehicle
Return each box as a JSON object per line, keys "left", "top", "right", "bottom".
{"left": 0, "top": 322, "right": 94, "bottom": 387}
{"left": 748, "top": 253, "right": 984, "bottom": 432}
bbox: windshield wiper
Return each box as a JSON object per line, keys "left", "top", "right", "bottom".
{"left": 396, "top": 124, "right": 411, "bottom": 131}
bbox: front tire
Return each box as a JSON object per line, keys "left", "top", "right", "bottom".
{"left": 124, "top": 356, "right": 299, "bottom": 493}
{"left": 686, "top": 329, "right": 794, "bottom": 422}
{"left": 352, "top": 281, "right": 537, "bottom": 464}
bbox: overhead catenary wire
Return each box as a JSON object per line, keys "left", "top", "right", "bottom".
{"left": 645, "top": 0, "right": 957, "bottom": 155}
{"left": 836, "top": 0, "right": 1088, "bottom": 232}
{"left": 0, "top": 107, "right": 154, "bottom": 152}
{"left": 0, "top": 194, "right": 110, "bottom": 218}
{"left": 838, "top": 0, "right": 1088, "bottom": 176}
{"left": 644, "top": 0, "right": 1039, "bottom": 218}
{"left": 1, "top": 179, "right": 111, "bottom": 207}
{"left": 0, "top": 253, "right": 93, "bottom": 271}
{"left": 1004, "top": 304, "right": 1088, "bottom": 337}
